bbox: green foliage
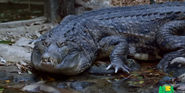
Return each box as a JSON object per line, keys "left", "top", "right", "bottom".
{"left": 0, "top": 41, "right": 15, "bottom": 44}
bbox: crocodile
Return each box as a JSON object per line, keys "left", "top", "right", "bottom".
{"left": 31, "top": 2, "right": 185, "bottom": 75}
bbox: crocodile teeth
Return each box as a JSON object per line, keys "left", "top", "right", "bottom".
{"left": 40, "top": 60, "right": 54, "bottom": 66}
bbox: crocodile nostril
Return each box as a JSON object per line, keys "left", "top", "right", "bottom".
{"left": 42, "top": 52, "right": 51, "bottom": 58}
{"left": 41, "top": 52, "right": 52, "bottom": 62}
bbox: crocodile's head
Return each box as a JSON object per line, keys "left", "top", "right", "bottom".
{"left": 31, "top": 38, "right": 90, "bottom": 75}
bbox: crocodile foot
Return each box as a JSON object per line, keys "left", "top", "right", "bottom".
{"left": 106, "top": 63, "right": 130, "bottom": 74}
{"left": 157, "top": 57, "right": 185, "bottom": 71}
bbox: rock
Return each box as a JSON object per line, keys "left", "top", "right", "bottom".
{"left": 70, "top": 81, "right": 95, "bottom": 90}
{"left": 156, "top": 76, "right": 173, "bottom": 86}
{"left": 87, "top": 64, "right": 115, "bottom": 74}
{"left": 75, "top": 0, "right": 113, "bottom": 15}
{"left": 56, "top": 82, "right": 68, "bottom": 88}
{"left": 127, "top": 59, "right": 141, "bottom": 71}
{"left": 0, "top": 43, "right": 31, "bottom": 63}
{"left": 39, "top": 85, "right": 61, "bottom": 93}
{"left": 22, "top": 81, "right": 46, "bottom": 92}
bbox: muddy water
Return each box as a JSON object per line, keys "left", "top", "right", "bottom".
{"left": 0, "top": 61, "right": 166, "bottom": 93}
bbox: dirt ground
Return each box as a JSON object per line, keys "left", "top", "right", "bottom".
{"left": 111, "top": 0, "right": 184, "bottom": 6}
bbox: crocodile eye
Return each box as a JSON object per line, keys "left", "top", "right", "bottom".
{"left": 57, "top": 42, "right": 68, "bottom": 48}
{"left": 42, "top": 41, "right": 50, "bottom": 46}
{"left": 34, "top": 46, "right": 40, "bottom": 53}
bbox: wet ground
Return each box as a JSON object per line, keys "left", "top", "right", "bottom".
{"left": 0, "top": 61, "right": 166, "bottom": 93}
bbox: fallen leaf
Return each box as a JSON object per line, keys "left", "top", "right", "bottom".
{"left": 16, "top": 63, "right": 22, "bottom": 70}
{"left": 0, "top": 41, "right": 15, "bottom": 44}
{"left": 47, "top": 77, "right": 55, "bottom": 81}
{"left": 0, "top": 88, "right": 4, "bottom": 93}
{"left": 127, "top": 81, "right": 133, "bottom": 84}
{"left": 139, "top": 81, "right": 144, "bottom": 84}
{"left": 138, "top": 76, "right": 143, "bottom": 79}
{"left": 28, "top": 70, "right": 32, "bottom": 74}
{"left": 6, "top": 80, "right": 10, "bottom": 83}
{"left": 0, "top": 57, "right": 6, "bottom": 63}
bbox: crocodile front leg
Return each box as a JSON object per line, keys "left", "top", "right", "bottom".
{"left": 99, "top": 35, "right": 130, "bottom": 73}
{"left": 156, "top": 20, "right": 185, "bottom": 70}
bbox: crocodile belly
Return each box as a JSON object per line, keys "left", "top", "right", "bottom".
{"left": 128, "top": 44, "right": 162, "bottom": 60}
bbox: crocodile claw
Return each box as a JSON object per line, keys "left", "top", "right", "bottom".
{"left": 106, "top": 63, "right": 130, "bottom": 74}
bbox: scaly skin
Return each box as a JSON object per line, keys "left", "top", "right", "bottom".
{"left": 31, "top": 2, "right": 185, "bottom": 75}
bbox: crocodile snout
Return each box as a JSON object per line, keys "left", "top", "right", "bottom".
{"left": 40, "top": 52, "right": 54, "bottom": 66}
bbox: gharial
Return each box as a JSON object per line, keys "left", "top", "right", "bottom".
{"left": 31, "top": 2, "right": 185, "bottom": 75}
